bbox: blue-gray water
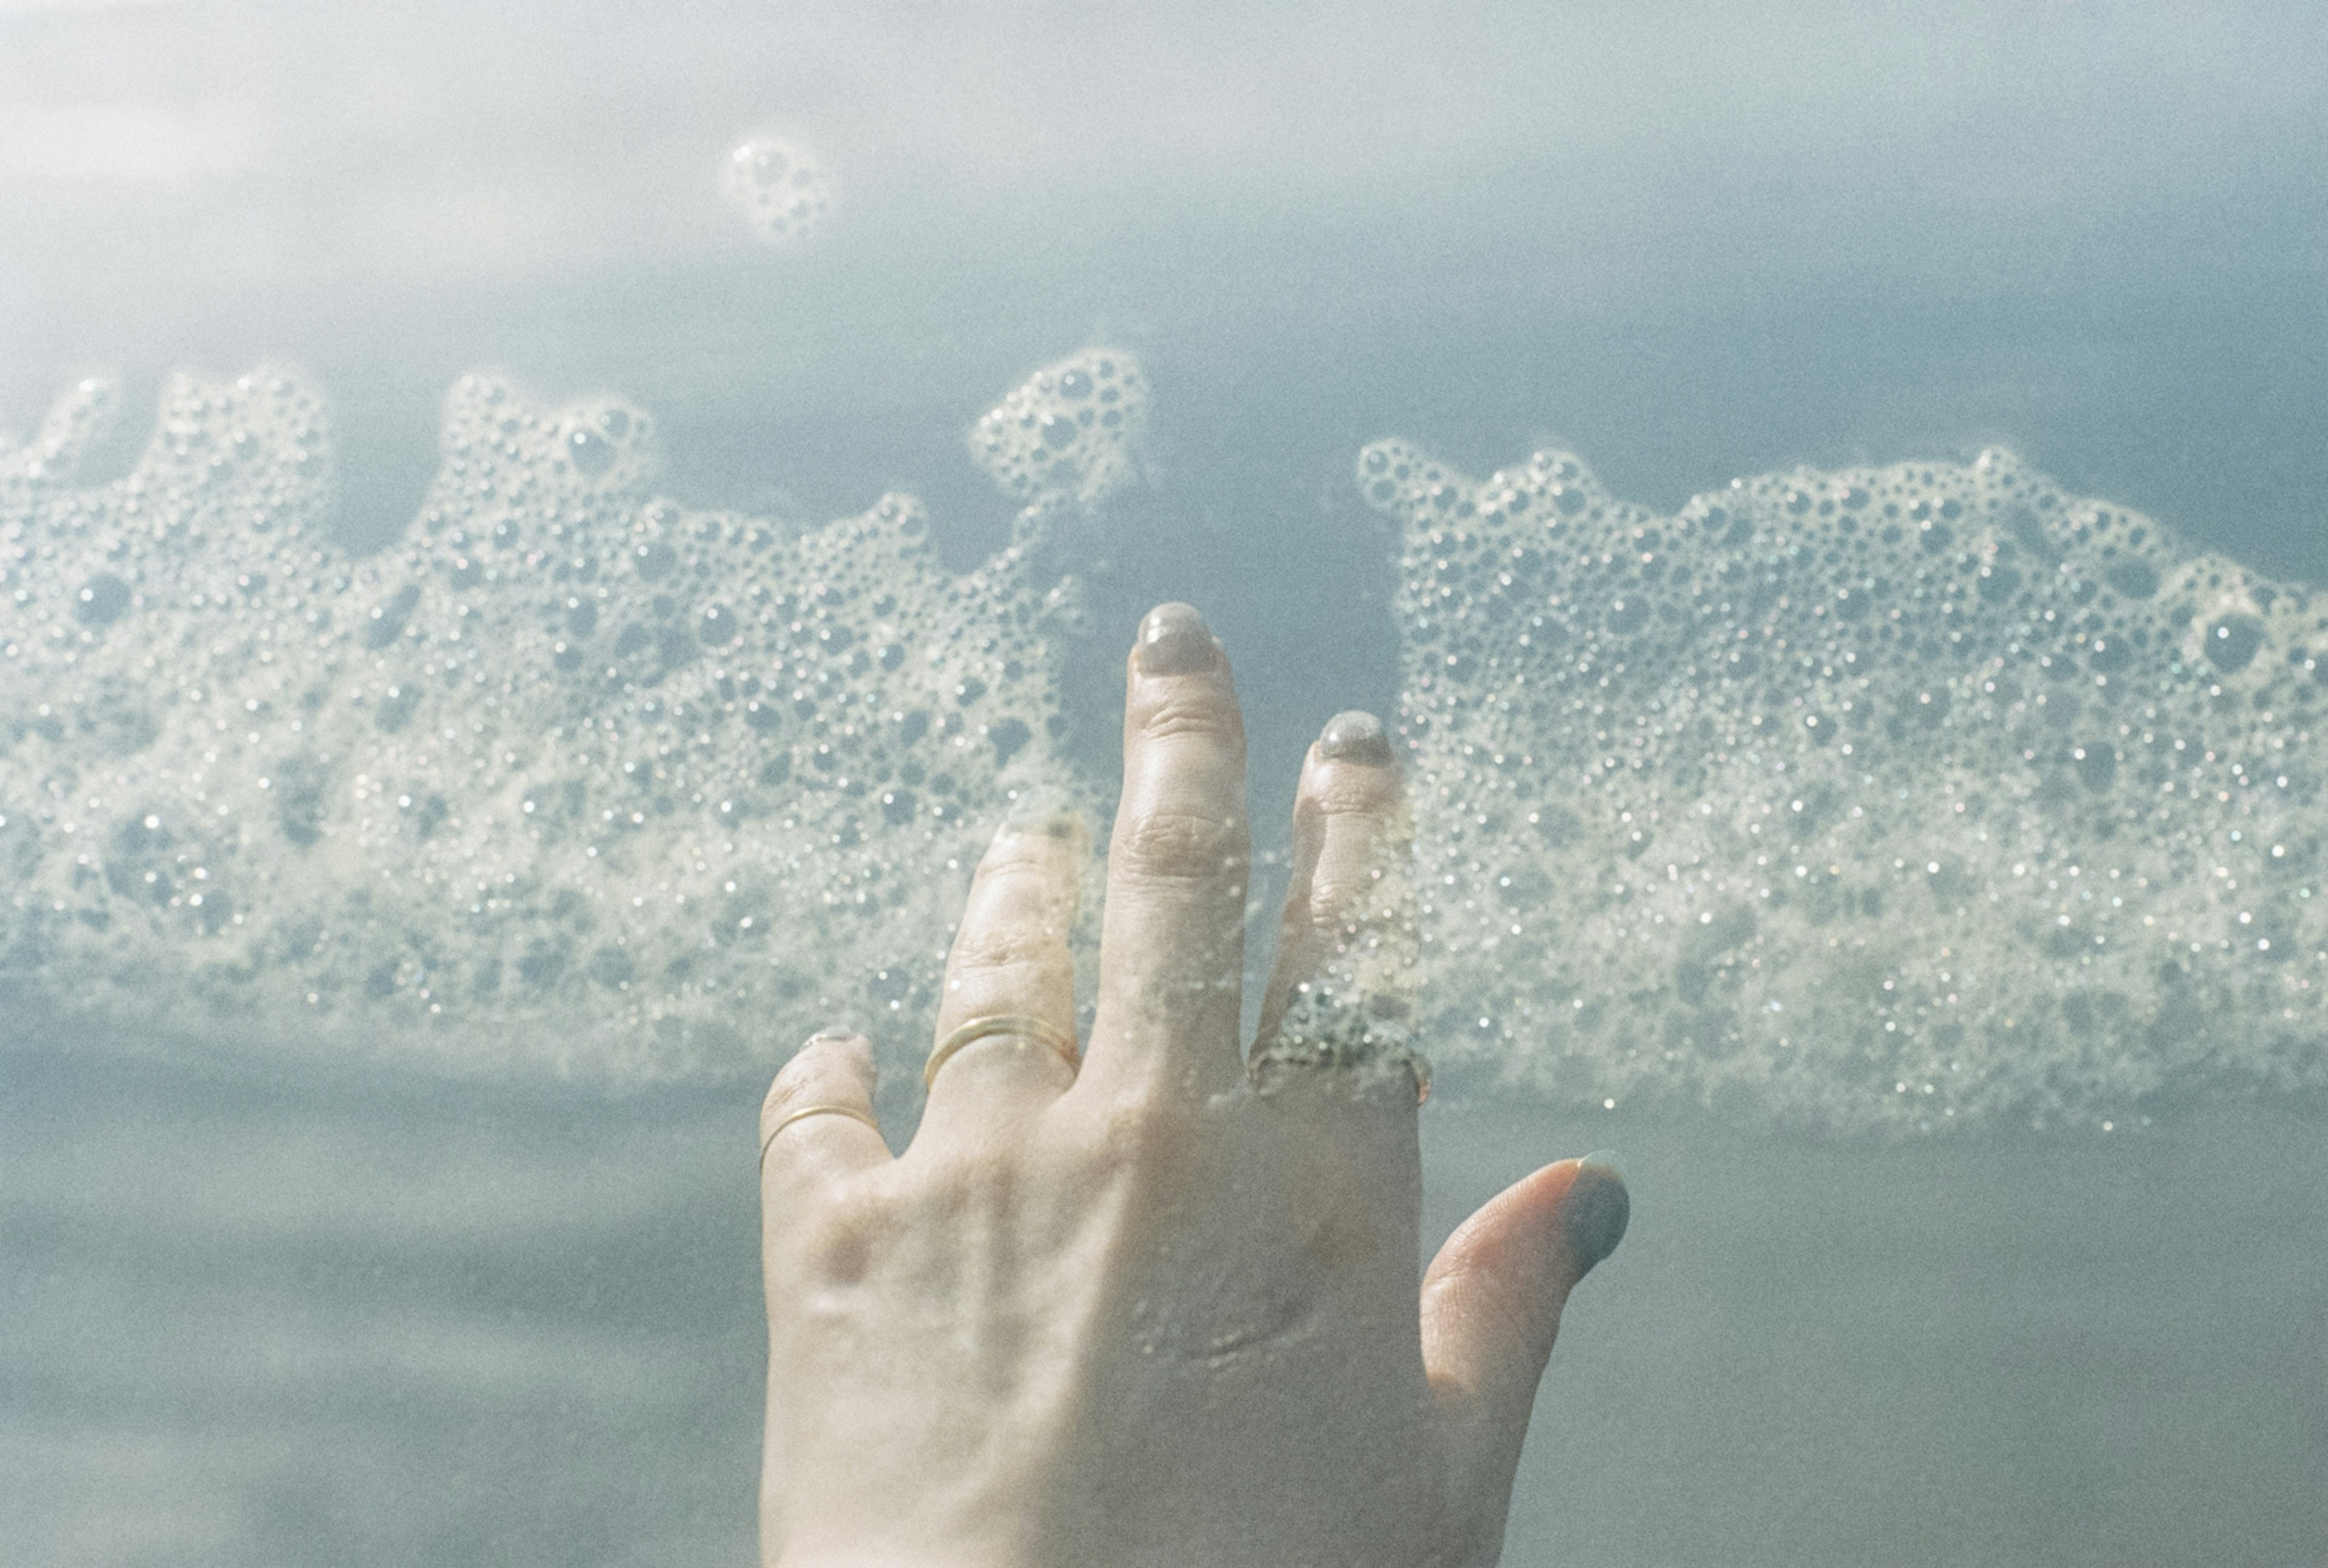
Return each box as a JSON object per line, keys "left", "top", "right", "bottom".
{"left": 4, "top": 2, "right": 2325, "bottom": 1563}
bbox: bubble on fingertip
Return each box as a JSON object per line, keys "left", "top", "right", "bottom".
{"left": 969, "top": 347, "right": 1148, "bottom": 509}
{"left": 0, "top": 366, "right": 1088, "bottom": 1083}
{"left": 1362, "top": 438, "right": 2328, "bottom": 1130}
{"left": 720, "top": 133, "right": 835, "bottom": 247}
{"left": 1265, "top": 775, "right": 1423, "bottom": 1078}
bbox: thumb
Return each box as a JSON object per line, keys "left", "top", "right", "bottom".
{"left": 1419, "top": 1151, "right": 1628, "bottom": 1553}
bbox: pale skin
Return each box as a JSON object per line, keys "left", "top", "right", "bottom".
{"left": 757, "top": 603, "right": 1629, "bottom": 1568}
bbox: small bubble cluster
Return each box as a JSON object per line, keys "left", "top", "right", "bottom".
{"left": 1, "top": 365, "right": 1087, "bottom": 1081}
{"left": 719, "top": 134, "right": 835, "bottom": 247}
{"left": 1360, "top": 439, "right": 2327, "bottom": 1129}
{"left": 969, "top": 349, "right": 1147, "bottom": 510}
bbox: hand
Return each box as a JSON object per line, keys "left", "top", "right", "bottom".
{"left": 755, "top": 603, "right": 1628, "bottom": 1568}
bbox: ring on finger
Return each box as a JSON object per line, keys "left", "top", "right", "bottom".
{"left": 759, "top": 1104, "right": 883, "bottom": 1169}
{"left": 1249, "top": 996, "right": 1431, "bottom": 1104}
{"left": 1249, "top": 1039, "right": 1432, "bottom": 1105}
{"left": 925, "top": 1012, "right": 1081, "bottom": 1091}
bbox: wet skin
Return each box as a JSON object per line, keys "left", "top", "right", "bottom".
{"left": 757, "top": 604, "right": 1627, "bottom": 1568}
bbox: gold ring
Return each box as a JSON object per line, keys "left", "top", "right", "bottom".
{"left": 925, "top": 1013, "right": 1080, "bottom": 1090}
{"left": 758, "top": 1104, "right": 883, "bottom": 1170}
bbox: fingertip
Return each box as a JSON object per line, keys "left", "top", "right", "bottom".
{"left": 1314, "top": 709, "right": 1396, "bottom": 766}
{"left": 1120, "top": 602, "right": 1242, "bottom": 755}
{"left": 799, "top": 1026, "right": 875, "bottom": 1073}
{"left": 1419, "top": 1150, "right": 1632, "bottom": 1524}
{"left": 1296, "top": 721, "right": 1405, "bottom": 818}
{"left": 1436, "top": 1150, "right": 1629, "bottom": 1301}
{"left": 1561, "top": 1150, "right": 1630, "bottom": 1279}
{"left": 1000, "top": 786, "right": 1090, "bottom": 849}
{"left": 1500, "top": 1151, "right": 1630, "bottom": 1282}
{"left": 1132, "top": 601, "right": 1223, "bottom": 676}
{"left": 763, "top": 1028, "right": 876, "bottom": 1113}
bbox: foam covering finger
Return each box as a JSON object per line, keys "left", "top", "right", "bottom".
{"left": 1257, "top": 712, "right": 1415, "bottom": 1049}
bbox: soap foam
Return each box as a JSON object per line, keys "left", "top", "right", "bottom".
{"left": 1, "top": 365, "right": 1084, "bottom": 1081}
{"left": 1361, "top": 439, "right": 2326, "bottom": 1129}
{"left": 720, "top": 134, "right": 835, "bottom": 247}
{"left": 969, "top": 348, "right": 1148, "bottom": 511}
{"left": 11, "top": 349, "right": 2316, "bottom": 1124}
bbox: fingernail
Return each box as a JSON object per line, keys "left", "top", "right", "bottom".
{"left": 1135, "top": 602, "right": 1220, "bottom": 675}
{"left": 1564, "top": 1150, "right": 1631, "bottom": 1276}
{"left": 804, "top": 1027, "right": 871, "bottom": 1064}
{"left": 1317, "top": 710, "right": 1394, "bottom": 765}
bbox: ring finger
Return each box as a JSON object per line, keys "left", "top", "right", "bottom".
{"left": 1255, "top": 710, "right": 1420, "bottom": 1089}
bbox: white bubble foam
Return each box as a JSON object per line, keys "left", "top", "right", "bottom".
{"left": 719, "top": 134, "right": 835, "bottom": 247}
{"left": 1, "top": 365, "right": 1089, "bottom": 1082}
{"left": 1360, "top": 438, "right": 2328, "bottom": 1129}
{"left": 969, "top": 348, "right": 1148, "bottom": 511}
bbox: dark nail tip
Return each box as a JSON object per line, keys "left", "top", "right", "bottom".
{"left": 1316, "top": 709, "right": 1394, "bottom": 764}
{"left": 1136, "top": 602, "right": 1220, "bottom": 675}
{"left": 1565, "top": 1154, "right": 1631, "bottom": 1275}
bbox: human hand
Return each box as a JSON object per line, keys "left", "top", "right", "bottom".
{"left": 756, "top": 603, "right": 1628, "bottom": 1568}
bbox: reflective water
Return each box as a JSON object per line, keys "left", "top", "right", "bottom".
{"left": 4, "top": 2, "right": 2324, "bottom": 1563}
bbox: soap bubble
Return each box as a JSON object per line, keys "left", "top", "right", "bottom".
{"left": 719, "top": 133, "right": 835, "bottom": 247}
{"left": 969, "top": 348, "right": 1148, "bottom": 511}
{"left": 4, "top": 376, "right": 116, "bottom": 483}
{"left": 1360, "top": 438, "right": 2327, "bottom": 1129}
{"left": 0, "top": 364, "right": 1090, "bottom": 1083}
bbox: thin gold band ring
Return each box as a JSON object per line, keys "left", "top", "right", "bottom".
{"left": 925, "top": 1013, "right": 1080, "bottom": 1091}
{"left": 758, "top": 1104, "right": 883, "bottom": 1170}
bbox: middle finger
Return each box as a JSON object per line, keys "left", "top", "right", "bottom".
{"left": 1082, "top": 603, "right": 1250, "bottom": 1102}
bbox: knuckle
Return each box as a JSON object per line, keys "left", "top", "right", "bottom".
{"left": 761, "top": 1072, "right": 820, "bottom": 1127}
{"left": 1134, "top": 690, "right": 1242, "bottom": 748}
{"left": 1116, "top": 807, "right": 1246, "bottom": 882}
{"left": 928, "top": 1144, "right": 1020, "bottom": 1199}
{"left": 791, "top": 1182, "right": 894, "bottom": 1283}
{"left": 1303, "top": 886, "right": 1359, "bottom": 936}
{"left": 763, "top": 1039, "right": 863, "bottom": 1121}
{"left": 763, "top": 1065, "right": 810, "bottom": 1118}
{"left": 1306, "top": 770, "right": 1399, "bottom": 817}
{"left": 898, "top": 1147, "right": 1030, "bottom": 1230}
{"left": 1079, "top": 1085, "right": 1195, "bottom": 1178}
{"left": 948, "top": 922, "right": 1059, "bottom": 975}
{"left": 1304, "top": 867, "right": 1380, "bottom": 929}
{"left": 976, "top": 832, "right": 1069, "bottom": 880}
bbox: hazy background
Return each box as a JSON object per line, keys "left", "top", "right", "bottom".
{"left": 4, "top": 2, "right": 2324, "bottom": 1563}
